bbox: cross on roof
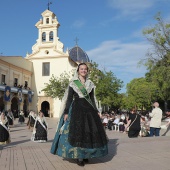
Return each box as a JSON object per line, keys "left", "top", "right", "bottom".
{"left": 75, "top": 37, "right": 79, "bottom": 46}
{"left": 47, "top": 0, "right": 52, "bottom": 10}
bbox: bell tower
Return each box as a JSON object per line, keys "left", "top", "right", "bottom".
{"left": 26, "top": 9, "right": 65, "bottom": 59}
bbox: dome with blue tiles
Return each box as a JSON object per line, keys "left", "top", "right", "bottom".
{"left": 69, "top": 45, "right": 90, "bottom": 63}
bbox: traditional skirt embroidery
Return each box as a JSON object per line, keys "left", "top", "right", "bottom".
{"left": 51, "top": 104, "right": 108, "bottom": 159}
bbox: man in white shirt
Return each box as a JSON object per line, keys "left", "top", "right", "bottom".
{"left": 149, "top": 102, "right": 162, "bottom": 137}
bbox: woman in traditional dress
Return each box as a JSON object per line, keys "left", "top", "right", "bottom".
{"left": 7, "top": 109, "right": 14, "bottom": 127}
{"left": 31, "top": 110, "right": 48, "bottom": 142}
{"left": 51, "top": 63, "right": 108, "bottom": 167}
{"left": 18, "top": 110, "right": 25, "bottom": 124}
{"left": 27, "top": 111, "right": 37, "bottom": 131}
{"left": 0, "top": 111, "right": 11, "bottom": 145}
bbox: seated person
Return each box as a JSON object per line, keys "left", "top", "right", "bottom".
{"left": 107, "top": 115, "right": 115, "bottom": 130}
{"left": 113, "top": 115, "right": 120, "bottom": 131}
{"left": 102, "top": 115, "right": 108, "bottom": 128}
{"left": 119, "top": 114, "right": 127, "bottom": 132}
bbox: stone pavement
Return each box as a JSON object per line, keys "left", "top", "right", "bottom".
{"left": 0, "top": 118, "right": 170, "bottom": 170}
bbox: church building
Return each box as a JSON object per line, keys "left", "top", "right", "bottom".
{"left": 0, "top": 8, "right": 90, "bottom": 118}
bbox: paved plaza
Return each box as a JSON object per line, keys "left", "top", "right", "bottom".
{"left": 0, "top": 117, "right": 170, "bottom": 170}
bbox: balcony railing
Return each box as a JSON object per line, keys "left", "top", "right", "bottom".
{"left": 0, "top": 84, "right": 34, "bottom": 95}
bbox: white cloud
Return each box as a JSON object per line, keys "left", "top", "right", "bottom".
{"left": 87, "top": 40, "right": 149, "bottom": 67}
{"left": 87, "top": 40, "right": 151, "bottom": 92}
{"left": 107, "top": 0, "right": 154, "bottom": 20}
{"left": 71, "top": 19, "right": 86, "bottom": 29}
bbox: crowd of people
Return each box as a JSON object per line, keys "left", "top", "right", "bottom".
{"left": 101, "top": 102, "right": 170, "bottom": 138}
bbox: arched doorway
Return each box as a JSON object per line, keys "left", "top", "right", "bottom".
{"left": 0, "top": 96, "right": 4, "bottom": 111}
{"left": 11, "top": 97, "right": 18, "bottom": 118}
{"left": 41, "top": 101, "right": 50, "bottom": 117}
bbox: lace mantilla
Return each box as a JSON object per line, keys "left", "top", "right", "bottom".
{"left": 69, "top": 79, "right": 95, "bottom": 98}
{"left": 0, "top": 116, "right": 8, "bottom": 125}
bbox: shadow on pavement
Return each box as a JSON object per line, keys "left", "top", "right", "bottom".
{"left": 10, "top": 128, "right": 26, "bottom": 132}
{"left": 2, "top": 139, "right": 31, "bottom": 149}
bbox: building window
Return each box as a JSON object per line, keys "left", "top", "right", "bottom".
{"left": 42, "top": 63, "right": 50, "bottom": 76}
{"left": 1, "top": 74, "right": 6, "bottom": 85}
{"left": 24, "top": 81, "right": 28, "bottom": 89}
{"left": 14, "top": 78, "right": 18, "bottom": 87}
{"left": 46, "top": 18, "right": 49, "bottom": 24}
{"left": 42, "top": 32, "right": 46, "bottom": 42}
{"left": 49, "top": 31, "right": 53, "bottom": 41}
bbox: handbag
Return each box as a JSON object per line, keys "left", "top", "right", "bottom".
{"left": 126, "top": 115, "right": 137, "bottom": 132}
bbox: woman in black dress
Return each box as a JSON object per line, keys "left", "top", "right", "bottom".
{"left": 0, "top": 111, "right": 11, "bottom": 144}
{"left": 51, "top": 63, "right": 108, "bottom": 167}
{"left": 127, "top": 109, "right": 141, "bottom": 138}
{"left": 31, "top": 110, "right": 48, "bottom": 142}
{"left": 18, "top": 110, "right": 25, "bottom": 124}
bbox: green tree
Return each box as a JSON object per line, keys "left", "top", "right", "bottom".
{"left": 88, "top": 62, "right": 123, "bottom": 107}
{"left": 96, "top": 71, "right": 123, "bottom": 107}
{"left": 41, "top": 72, "right": 71, "bottom": 100}
{"left": 142, "top": 12, "right": 170, "bottom": 109}
{"left": 142, "top": 12, "right": 170, "bottom": 65}
{"left": 145, "top": 64, "right": 170, "bottom": 102}
{"left": 126, "top": 77, "right": 155, "bottom": 110}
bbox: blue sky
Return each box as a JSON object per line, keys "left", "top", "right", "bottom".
{"left": 0, "top": 0, "right": 170, "bottom": 92}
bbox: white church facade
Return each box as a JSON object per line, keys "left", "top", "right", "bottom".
{"left": 0, "top": 9, "right": 90, "bottom": 118}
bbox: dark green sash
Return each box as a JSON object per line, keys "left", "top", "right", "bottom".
{"left": 73, "top": 80, "right": 95, "bottom": 109}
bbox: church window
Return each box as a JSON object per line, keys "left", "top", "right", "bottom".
{"left": 1, "top": 74, "right": 6, "bottom": 85}
{"left": 46, "top": 18, "right": 49, "bottom": 24}
{"left": 14, "top": 78, "right": 18, "bottom": 87}
{"left": 49, "top": 31, "right": 53, "bottom": 41}
{"left": 42, "top": 62, "right": 50, "bottom": 76}
{"left": 24, "top": 81, "right": 28, "bottom": 89}
{"left": 42, "top": 32, "right": 46, "bottom": 42}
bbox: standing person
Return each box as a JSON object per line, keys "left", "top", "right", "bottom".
{"left": 127, "top": 109, "right": 141, "bottom": 138}
{"left": 50, "top": 63, "right": 108, "bottom": 167}
{"left": 31, "top": 110, "right": 48, "bottom": 142}
{"left": 18, "top": 110, "right": 25, "bottom": 124}
{"left": 0, "top": 111, "right": 11, "bottom": 144}
{"left": 27, "top": 111, "right": 37, "bottom": 131}
{"left": 7, "top": 109, "right": 14, "bottom": 127}
{"left": 13, "top": 109, "right": 17, "bottom": 118}
{"left": 149, "top": 102, "right": 162, "bottom": 137}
